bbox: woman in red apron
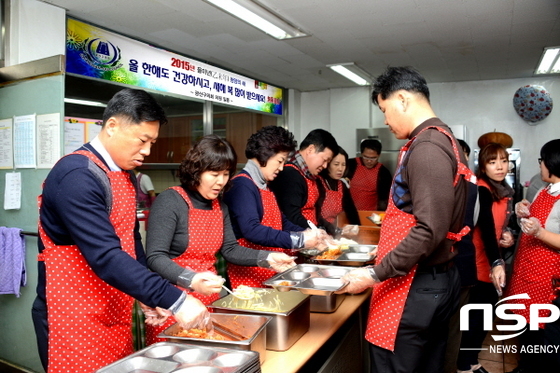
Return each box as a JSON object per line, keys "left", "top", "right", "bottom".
{"left": 457, "top": 143, "right": 515, "bottom": 373}
{"left": 316, "top": 146, "right": 360, "bottom": 236}
{"left": 507, "top": 139, "right": 560, "bottom": 373}
{"left": 145, "top": 135, "right": 296, "bottom": 344}
{"left": 224, "top": 126, "right": 322, "bottom": 289}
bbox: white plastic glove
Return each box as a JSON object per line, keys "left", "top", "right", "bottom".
{"left": 315, "top": 229, "right": 330, "bottom": 252}
{"left": 341, "top": 224, "right": 359, "bottom": 237}
{"left": 301, "top": 229, "right": 320, "bottom": 249}
{"left": 174, "top": 293, "right": 212, "bottom": 331}
{"left": 139, "top": 302, "right": 171, "bottom": 326}
{"left": 515, "top": 199, "right": 531, "bottom": 218}
{"left": 499, "top": 230, "right": 514, "bottom": 248}
{"left": 337, "top": 267, "right": 377, "bottom": 294}
{"left": 267, "top": 252, "right": 297, "bottom": 272}
{"left": 520, "top": 217, "right": 542, "bottom": 237}
{"left": 190, "top": 272, "right": 224, "bottom": 296}
{"left": 490, "top": 262, "right": 506, "bottom": 296}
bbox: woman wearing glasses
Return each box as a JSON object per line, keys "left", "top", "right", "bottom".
{"left": 506, "top": 139, "right": 560, "bottom": 373}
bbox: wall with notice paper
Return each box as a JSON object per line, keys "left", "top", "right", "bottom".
{"left": 0, "top": 75, "right": 64, "bottom": 373}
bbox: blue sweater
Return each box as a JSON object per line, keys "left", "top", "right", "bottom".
{"left": 223, "top": 171, "right": 303, "bottom": 249}
{"left": 36, "top": 144, "right": 182, "bottom": 310}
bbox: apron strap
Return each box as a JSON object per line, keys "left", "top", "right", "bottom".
{"left": 446, "top": 225, "right": 471, "bottom": 242}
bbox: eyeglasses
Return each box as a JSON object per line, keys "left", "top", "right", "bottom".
{"left": 538, "top": 158, "right": 543, "bottom": 165}
{"left": 362, "top": 156, "right": 379, "bottom": 161}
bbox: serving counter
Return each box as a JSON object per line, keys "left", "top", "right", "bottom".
{"left": 261, "top": 289, "right": 371, "bottom": 373}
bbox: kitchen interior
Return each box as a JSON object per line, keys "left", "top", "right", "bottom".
{"left": 1, "top": 0, "right": 560, "bottom": 372}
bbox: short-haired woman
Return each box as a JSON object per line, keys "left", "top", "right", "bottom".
{"left": 224, "top": 126, "right": 322, "bottom": 289}
{"left": 144, "top": 135, "right": 295, "bottom": 344}
{"left": 507, "top": 139, "right": 560, "bottom": 372}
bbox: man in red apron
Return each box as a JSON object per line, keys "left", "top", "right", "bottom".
{"left": 347, "top": 139, "right": 392, "bottom": 211}
{"left": 270, "top": 129, "right": 339, "bottom": 229}
{"left": 339, "top": 67, "right": 470, "bottom": 373}
{"left": 31, "top": 89, "right": 209, "bottom": 373}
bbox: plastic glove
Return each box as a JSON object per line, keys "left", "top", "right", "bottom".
{"left": 520, "top": 217, "right": 542, "bottom": 237}
{"left": 267, "top": 253, "right": 297, "bottom": 272}
{"left": 336, "top": 267, "right": 377, "bottom": 294}
{"left": 139, "top": 302, "right": 171, "bottom": 326}
{"left": 314, "top": 229, "right": 330, "bottom": 252}
{"left": 341, "top": 224, "right": 359, "bottom": 237}
{"left": 190, "top": 272, "right": 224, "bottom": 296}
{"left": 515, "top": 199, "right": 531, "bottom": 218}
{"left": 499, "top": 230, "right": 514, "bottom": 248}
{"left": 301, "top": 229, "right": 320, "bottom": 249}
{"left": 490, "top": 262, "right": 506, "bottom": 296}
{"left": 173, "top": 293, "right": 212, "bottom": 331}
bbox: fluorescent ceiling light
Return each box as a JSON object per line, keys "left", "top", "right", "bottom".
{"left": 204, "top": 0, "right": 309, "bottom": 40}
{"left": 64, "top": 98, "right": 107, "bottom": 107}
{"left": 535, "top": 46, "right": 560, "bottom": 75}
{"left": 328, "top": 63, "right": 371, "bottom": 86}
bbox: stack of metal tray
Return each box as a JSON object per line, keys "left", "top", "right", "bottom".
{"left": 210, "top": 289, "right": 310, "bottom": 351}
{"left": 96, "top": 341, "right": 261, "bottom": 373}
{"left": 159, "top": 313, "right": 270, "bottom": 364}
{"left": 311, "top": 244, "right": 377, "bottom": 266}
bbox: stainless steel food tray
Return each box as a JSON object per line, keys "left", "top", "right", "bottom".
{"left": 311, "top": 244, "right": 377, "bottom": 266}
{"left": 96, "top": 341, "right": 261, "bottom": 373}
{"left": 210, "top": 289, "right": 310, "bottom": 351}
{"left": 159, "top": 313, "right": 271, "bottom": 364}
{"left": 263, "top": 264, "right": 350, "bottom": 296}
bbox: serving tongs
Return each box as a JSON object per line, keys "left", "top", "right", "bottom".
{"left": 211, "top": 320, "right": 248, "bottom": 341}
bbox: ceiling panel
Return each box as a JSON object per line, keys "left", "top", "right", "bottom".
{"left": 40, "top": 0, "right": 560, "bottom": 91}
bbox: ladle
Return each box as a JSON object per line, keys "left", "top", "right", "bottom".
{"left": 221, "top": 285, "right": 254, "bottom": 300}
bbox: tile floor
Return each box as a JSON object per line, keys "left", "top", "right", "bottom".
{"left": 477, "top": 329, "right": 519, "bottom": 373}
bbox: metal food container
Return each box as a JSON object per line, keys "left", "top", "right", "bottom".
{"left": 312, "top": 245, "right": 377, "bottom": 266}
{"left": 264, "top": 264, "right": 350, "bottom": 296}
{"left": 159, "top": 313, "right": 271, "bottom": 364}
{"left": 210, "top": 288, "right": 310, "bottom": 351}
{"left": 309, "top": 293, "right": 344, "bottom": 313}
{"left": 96, "top": 341, "right": 260, "bottom": 373}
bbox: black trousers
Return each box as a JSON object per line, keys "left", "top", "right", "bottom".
{"left": 456, "top": 280, "right": 499, "bottom": 370}
{"left": 369, "top": 266, "right": 460, "bottom": 373}
{"left": 31, "top": 296, "right": 49, "bottom": 371}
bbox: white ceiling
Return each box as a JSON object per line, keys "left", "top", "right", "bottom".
{"left": 41, "top": 0, "right": 560, "bottom": 92}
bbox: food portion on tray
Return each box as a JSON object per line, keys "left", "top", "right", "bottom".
{"left": 312, "top": 244, "right": 378, "bottom": 266}
{"left": 299, "top": 237, "right": 358, "bottom": 257}
{"left": 263, "top": 264, "right": 351, "bottom": 296}
{"left": 171, "top": 327, "right": 229, "bottom": 340}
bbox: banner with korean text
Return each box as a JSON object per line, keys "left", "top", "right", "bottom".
{"left": 66, "top": 18, "right": 283, "bottom": 115}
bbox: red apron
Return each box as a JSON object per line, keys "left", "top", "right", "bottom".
{"left": 350, "top": 158, "right": 382, "bottom": 210}
{"left": 38, "top": 150, "right": 137, "bottom": 373}
{"left": 146, "top": 186, "right": 224, "bottom": 344}
{"left": 507, "top": 187, "right": 560, "bottom": 328}
{"left": 319, "top": 176, "right": 343, "bottom": 224}
{"left": 365, "top": 126, "right": 472, "bottom": 351}
{"left": 285, "top": 163, "right": 319, "bottom": 225}
{"left": 228, "top": 173, "right": 288, "bottom": 289}
{"left": 473, "top": 179, "right": 511, "bottom": 282}
{"left": 136, "top": 173, "right": 152, "bottom": 208}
